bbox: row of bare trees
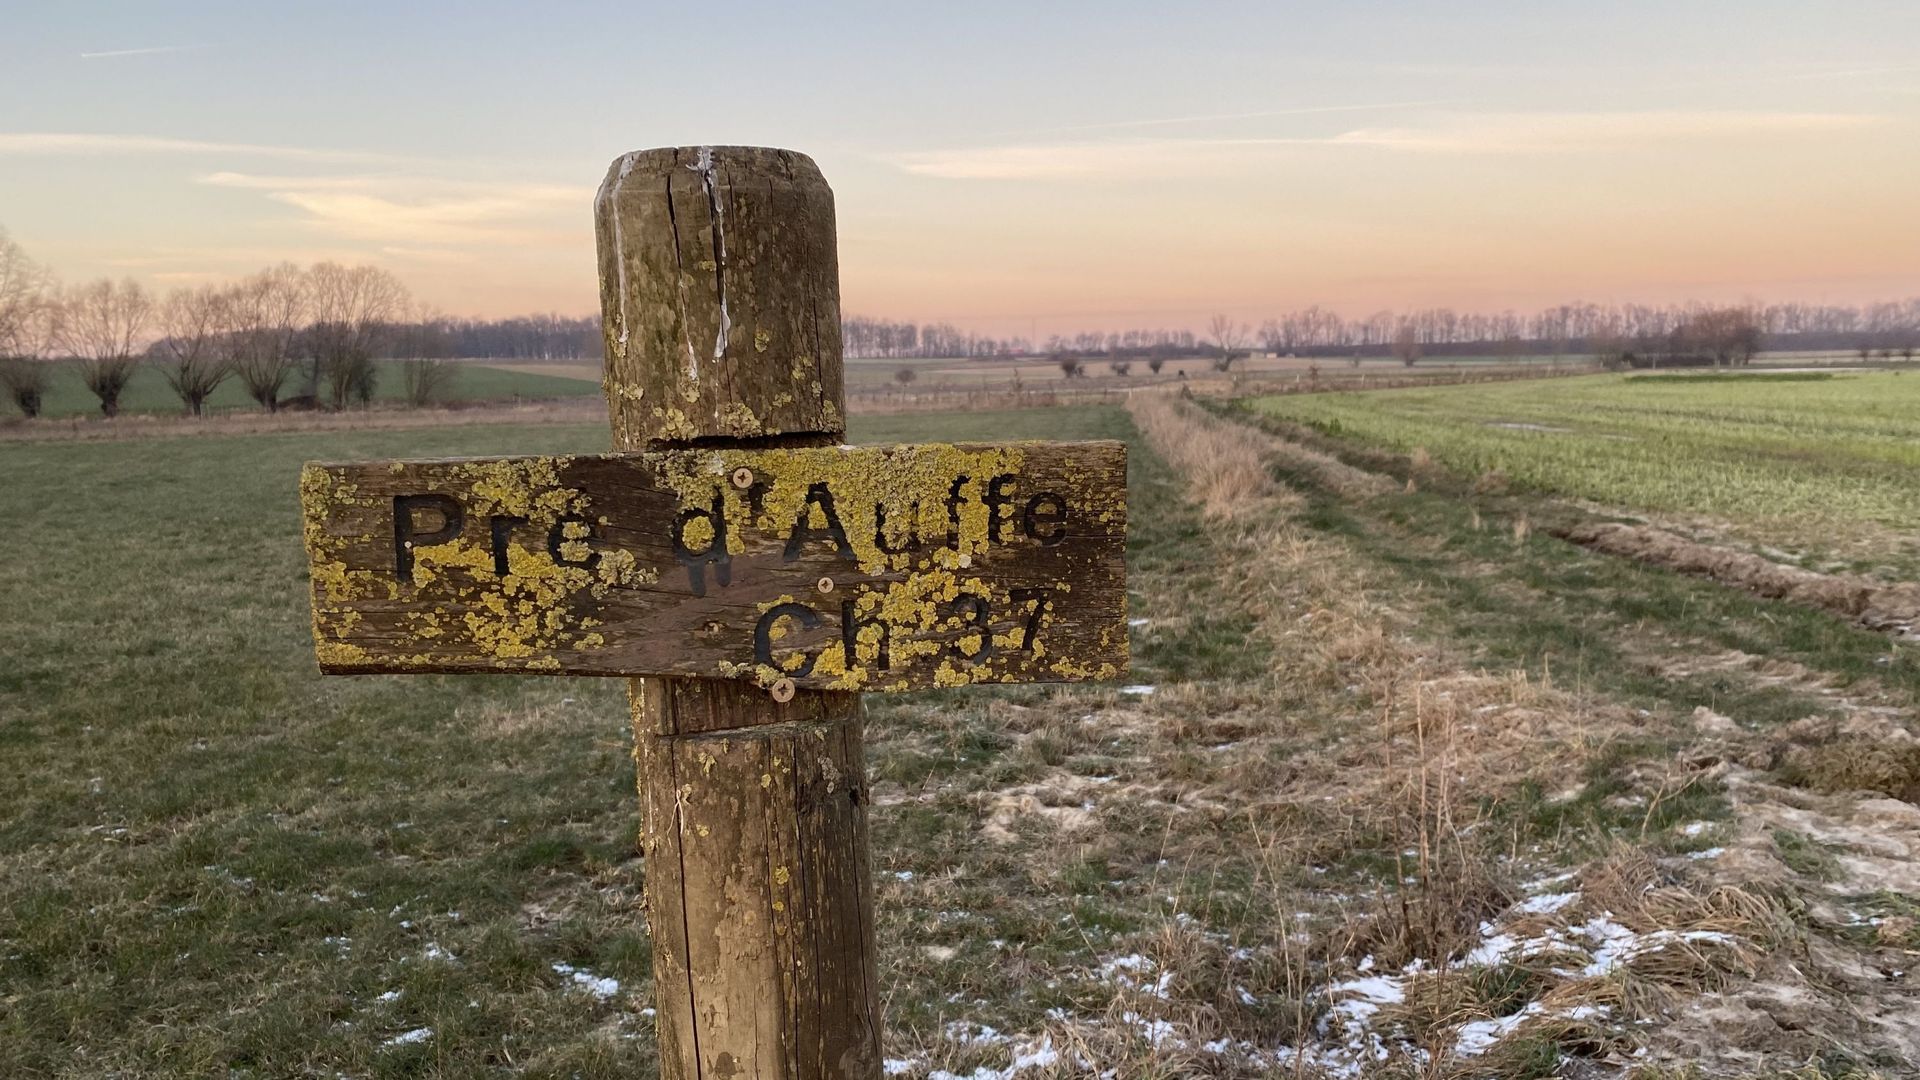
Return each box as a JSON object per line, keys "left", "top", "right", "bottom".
{"left": 842, "top": 315, "right": 1028, "bottom": 359}
{"left": 1248, "top": 300, "right": 1920, "bottom": 359}
{"left": 855, "top": 297, "right": 1920, "bottom": 365}
{"left": 440, "top": 313, "right": 599, "bottom": 361}
{"left": 0, "top": 228, "right": 454, "bottom": 419}
{"left": 1052, "top": 304, "right": 1783, "bottom": 375}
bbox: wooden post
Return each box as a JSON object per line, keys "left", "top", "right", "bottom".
{"left": 594, "top": 147, "right": 880, "bottom": 1080}
{"left": 300, "top": 142, "right": 1127, "bottom": 1079}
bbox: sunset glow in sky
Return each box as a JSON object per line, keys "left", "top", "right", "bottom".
{"left": 4, "top": 2, "right": 1917, "bottom": 336}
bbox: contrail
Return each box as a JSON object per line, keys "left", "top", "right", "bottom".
{"left": 79, "top": 44, "right": 210, "bottom": 60}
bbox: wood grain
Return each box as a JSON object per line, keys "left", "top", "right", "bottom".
{"left": 597, "top": 146, "right": 878, "bottom": 1080}
{"left": 594, "top": 146, "right": 845, "bottom": 450}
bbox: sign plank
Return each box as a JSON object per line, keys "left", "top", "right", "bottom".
{"left": 302, "top": 441, "right": 1127, "bottom": 691}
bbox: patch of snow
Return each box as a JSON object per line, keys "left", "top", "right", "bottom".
{"left": 383, "top": 1027, "right": 432, "bottom": 1047}
{"left": 1118, "top": 684, "right": 1156, "bottom": 696}
{"left": 1514, "top": 891, "right": 1580, "bottom": 916}
{"left": 1462, "top": 931, "right": 1520, "bottom": 966}
{"left": 1523, "top": 869, "right": 1579, "bottom": 892}
{"left": 1121, "top": 1011, "right": 1180, "bottom": 1048}
{"left": 552, "top": 961, "right": 620, "bottom": 1000}
{"left": 1098, "top": 953, "right": 1175, "bottom": 998}
{"left": 943, "top": 1021, "right": 1009, "bottom": 1047}
{"left": 1457, "top": 1003, "right": 1610, "bottom": 1058}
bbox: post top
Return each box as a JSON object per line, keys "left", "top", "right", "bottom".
{"left": 594, "top": 144, "right": 844, "bottom": 451}
{"left": 595, "top": 145, "right": 823, "bottom": 193}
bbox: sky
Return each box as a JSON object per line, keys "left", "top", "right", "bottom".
{"left": 3, "top": 1, "right": 1918, "bottom": 337}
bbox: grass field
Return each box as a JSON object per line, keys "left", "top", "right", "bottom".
{"left": 7, "top": 397, "right": 1920, "bottom": 1076}
{"left": 0, "top": 407, "right": 1179, "bottom": 1077}
{"left": 19, "top": 360, "right": 603, "bottom": 419}
{"left": 1248, "top": 370, "right": 1920, "bottom": 571}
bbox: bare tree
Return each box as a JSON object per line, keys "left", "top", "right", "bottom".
{"left": 1590, "top": 322, "right": 1637, "bottom": 370}
{"left": 393, "top": 305, "right": 457, "bottom": 407}
{"left": 1257, "top": 318, "right": 1286, "bottom": 356}
{"left": 1055, "top": 354, "right": 1084, "bottom": 378}
{"left": 158, "top": 285, "right": 232, "bottom": 415}
{"left": 57, "top": 278, "right": 153, "bottom": 417}
{"left": 0, "top": 228, "right": 54, "bottom": 418}
{"left": 893, "top": 366, "right": 917, "bottom": 385}
{"left": 1108, "top": 359, "right": 1131, "bottom": 376}
{"left": 0, "top": 228, "right": 46, "bottom": 356}
{"left": 1392, "top": 319, "right": 1423, "bottom": 366}
{"left": 1208, "top": 314, "right": 1247, "bottom": 372}
{"left": 1, "top": 302, "right": 59, "bottom": 418}
{"left": 226, "top": 263, "right": 308, "bottom": 412}
{"left": 305, "top": 262, "right": 408, "bottom": 409}
{"left": 1680, "top": 307, "right": 1764, "bottom": 367}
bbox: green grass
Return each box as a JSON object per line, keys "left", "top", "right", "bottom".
{"left": 1247, "top": 371, "right": 1920, "bottom": 547}
{"left": 1627, "top": 371, "right": 1836, "bottom": 384}
{"left": 21, "top": 360, "right": 602, "bottom": 419}
{"left": 13, "top": 393, "right": 1906, "bottom": 1074}
{"left": 1771, "top": 829, "right": 1843, "bottom": 881}
{"left": 1272, "top": 463, "right": 1920, "bottom": 728}
{"left": 1215, "top": 397, "right": 1920, "bottom": 856}
{"left": 0, "top": 406, "right": 1203, "bottom": 1077}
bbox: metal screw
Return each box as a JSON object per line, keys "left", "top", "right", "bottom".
{"left": 770, "top": 678, "right": 796, "bottom": 703}
{"left": 731, "top": 467, "right": 754, "bottom": 489}
{"left": 816, "top": 576, "right": 835, "bottom": 594}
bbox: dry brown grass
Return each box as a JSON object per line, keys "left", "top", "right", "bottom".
{"left": 1123, "top": 392, "right": 1296, "bottom": 519}
{"left": 1121, "top": 394, "right": 1725, "bottom": 1063}
{"left": 871, "top": 401, "right": 1904, "bottom": 1075}
{"left": 1767, "top": 714, "right": 1920, "bottom": 802}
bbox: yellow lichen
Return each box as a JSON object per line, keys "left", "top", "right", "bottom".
{"left": 299, "top": 441, "right": 1126, "bottom": 693}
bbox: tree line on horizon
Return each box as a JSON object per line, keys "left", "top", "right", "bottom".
{"left": 7, "top": 224, "right": 1920, "bottom": 419}
{"left": 850, "top": 300, "right": 1920, "bottom": 365}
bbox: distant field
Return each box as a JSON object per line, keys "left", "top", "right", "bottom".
{"left": 474, "top": 354, "right": 1594, "bottom": 396}
{"left": 23, "top": 360, "right": 602, "bottom": 419}
{"left": 1249, "top": 370, "right": 1920, "bottom": 557}
{"left": 472, "top": 361, "right": 603, "bottom": 384}
{"left": 847, "top": 352, "right": 1591, "bottom": 387}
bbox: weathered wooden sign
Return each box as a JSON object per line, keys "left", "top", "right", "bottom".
{"left": 302, "top": 442, "right": 1127, "bottom": 691}
{"left": 301, "top": 145, "right": 1131, "bottom": 1080}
